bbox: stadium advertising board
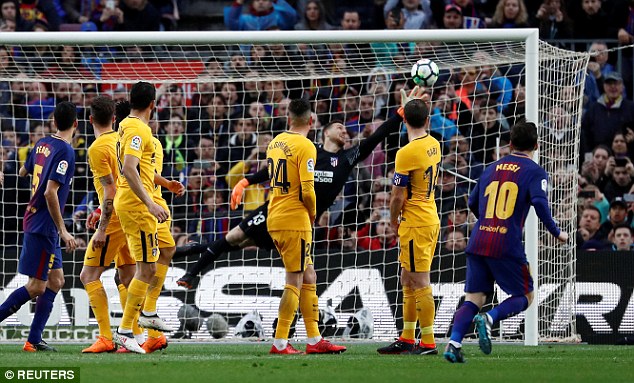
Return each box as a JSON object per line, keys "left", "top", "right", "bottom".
{"left": 0, "top": 249, "right": 631, "bottom": 344}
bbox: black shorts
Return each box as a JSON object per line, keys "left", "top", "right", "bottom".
{"left": 238, "top": 204, "right": 275, "bottom": 250}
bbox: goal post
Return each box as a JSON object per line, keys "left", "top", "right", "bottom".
{"left": 0, "top": 29, "right": 586, "bottom": 344}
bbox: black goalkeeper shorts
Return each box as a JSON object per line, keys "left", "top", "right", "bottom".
{"left": 238, "top": 203, "right": 276, "bottom": 250}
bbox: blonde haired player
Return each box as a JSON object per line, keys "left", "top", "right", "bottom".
{"left": 113, "top": 82, "right": 171, "bottom": 353}
{"left": 378, "top": 86, "right": 441, "bottom": 355}
{"left": 267, "top": 98, "right": 346, "bottom": 355}
{"left": 80, "top": 96, "right": 138, "bottom": 353}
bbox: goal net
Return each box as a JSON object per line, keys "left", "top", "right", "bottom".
{"left": 0, "top": 30, "right": 587, "bottom": 343}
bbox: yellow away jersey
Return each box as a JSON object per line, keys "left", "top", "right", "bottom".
{"left": 114, "top": 116, "right": 156, "bottom": 211}
{"left": 394, "top": 134, "right": 441, "bottom": 227}
{"left": 266, "top": 131, "right": 316, "bottom": 232}
{"left": 152, "top": 137, "right": 169, "bottom": 212}
{"left": 87, "top": 130, "right": 120, "bottom": 225}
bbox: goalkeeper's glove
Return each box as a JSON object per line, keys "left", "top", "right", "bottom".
{"left": 86, "top": 208, "right": 101, "bottom": 230}
{"left": 397, "top": 85, "right": 429, "bottom": 118}
{"left": 230, "top": 178, "right": 250, "bottom": 210}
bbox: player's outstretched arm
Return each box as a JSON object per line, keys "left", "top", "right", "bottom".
{"left": 122, "top": 154, "right": 168, "bottom": 223}
{"left": 355, "top": 114, "right": 404, "bottom": 164}
{"left": 44, "top": 180, "right": 77, "bottom": 251}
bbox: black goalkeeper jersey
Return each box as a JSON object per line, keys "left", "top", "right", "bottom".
{"left": 247, "top": 114, "right": 403, "bottom": 217}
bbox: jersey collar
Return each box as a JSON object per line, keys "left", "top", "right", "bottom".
{"left": 52, "top": 134, "right": 70, "bottom": 144}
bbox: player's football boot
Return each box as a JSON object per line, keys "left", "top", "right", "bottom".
{"left": 443, "top": 343, "right": 466, "bottom": 363}
{"left": 403, "top": 344, "right": 438, "bottom": 355}
{"left": 23, "top": 340, "right": 57, "bottom": 352}
{"left": 82, "top": 336, "right": 116, "bottom": 353}
{"left": 176, "top": 273, "right": 195, "bottom": 289}
{"left": 138, "top": 313, "right": 174, "bottom": 332}
{"left": 306, "top": 339, "right": 347, "bottom": 354}
{"left": 377, "top": 339, "right": 415, "bottom": 354}
{"left": 142, "top": 335, "right": 168, "bottom": 353}
{"left": 114, "top": 331, "right": 145, "bottom": 354}
{"left": 474, "top": 313, "right": 493, "bottom": 355}
{"left": 269, "top": 343, "right": 303, "bottom": 355}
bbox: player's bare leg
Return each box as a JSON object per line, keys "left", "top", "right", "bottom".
{"left": 176, "top": 226, "right": 246, "bottom": 289}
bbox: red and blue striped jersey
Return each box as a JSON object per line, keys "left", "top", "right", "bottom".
{"left": 465, "top": 153, "right": 560, "bottom": 259}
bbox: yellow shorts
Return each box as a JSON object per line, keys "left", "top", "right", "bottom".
{"left": 84, "top": 223, "right": 135, "bottom": 268}
{"left": 157, "top": 219, "right": 175, "bottom": 249}
{"left": 118, "top": 210, "right": 159, "bottom": 263}
{"left": 398, "top": 224, "right": 439, "bottom": 273}
{"left": 270, "top": 230, "right": 313, "bottom": 273}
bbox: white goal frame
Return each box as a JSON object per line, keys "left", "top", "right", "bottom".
{"left": 0, "top": 28, "right": 547, "bottom": 345}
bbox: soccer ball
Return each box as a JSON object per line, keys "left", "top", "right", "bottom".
{"left": 411, "top": 58, "right": 439, "bottom": 87}
{"left": 206, "top": 314, "right": 229, "bottom": 339}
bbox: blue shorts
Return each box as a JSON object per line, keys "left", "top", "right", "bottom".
{"left": 465, "top": 253, "right": 533, "bottom": 296}
{"left": 18, "top": 233, "right": 63, "bottom": 281}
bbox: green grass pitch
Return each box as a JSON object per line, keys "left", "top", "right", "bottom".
{"left": 0, "top": 342, "right": 633, "bottom": 383}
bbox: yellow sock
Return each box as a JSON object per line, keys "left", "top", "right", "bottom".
{"left": 401, "top": 286, "right": 417, "bottom": 342}
{"left": 415, "top": 286, "right": 435, "bottom": 347}
{"left": 144, "top": 263, "right": 168, "bottom": 314}
{"left": 133, "top": 309, "right": 143, "bottom": 336}
{"left": 144, "top": 263, "right": 168, "bottom": 339}
{"left": 117, "top": 284, "right": 127, "bottom": 311}
{"left": 299, "top": 284, "right": 320, "bottom": 338}
{"left": 120, "top": 279, "right": 149, "bottom": 332}
{"left": 85, "top": 280, "right": 112, "bottom": 340}
{"left": 275, "top": 285, "right": 300, "bottom": 340}
{"left": 118, "top": 283, "right": 143, "bottom": 335}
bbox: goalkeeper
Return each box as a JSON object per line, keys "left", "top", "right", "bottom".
{"left": 176, "top": 87, "right": 428, "bottom": 289}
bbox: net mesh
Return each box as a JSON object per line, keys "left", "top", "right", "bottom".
{"left": 0, "top": 35, "right": 587, "bottom": 342}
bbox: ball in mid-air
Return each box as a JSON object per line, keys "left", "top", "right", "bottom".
{"left": 411, "top": 58, "right": 439, "bottom": 87}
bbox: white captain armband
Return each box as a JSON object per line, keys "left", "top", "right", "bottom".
{"left": 393, "top": 172, "right": 409, "bottom": 186}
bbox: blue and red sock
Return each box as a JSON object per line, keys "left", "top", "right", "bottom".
{"left": 27, "top": 288, "right": 57, "bottom": 345}
{"left": 0, "top": 286, "right": 31, "bottom": 323}
{"left": 488, "top": 295, "right": 529, "bottom": 324}
{"left": 449, "top": 301, "right": 479, "bottom": 344}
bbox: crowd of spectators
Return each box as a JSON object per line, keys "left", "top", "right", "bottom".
{"left": 1, "top": 0, "right": 634, "bottom": 257}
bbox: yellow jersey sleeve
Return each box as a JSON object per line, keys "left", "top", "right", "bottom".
{"left": 394, "top": 135, "right": 441, "bottom": 227}
{"left": 297, "top": 139, "right": 316, "bottom": 184}
{"left": 88, "top": 141, "right": 111, "bottom": 180}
